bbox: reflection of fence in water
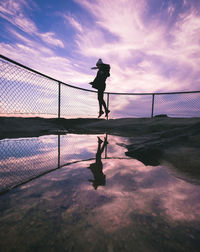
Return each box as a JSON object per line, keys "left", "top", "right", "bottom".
{"left": 1, "top": 54, "right": 200, "bottom": 118}
{"left": 0, "top": 134, "right": 129, "bottom": 193}
{"left": 0, "top": 137, "right": 58, "bottom": 192}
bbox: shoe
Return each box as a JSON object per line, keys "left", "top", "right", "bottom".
{"left": 98, "top": 111, "right": 104, "bottom": 118}
{"left": 97, "top": 137, "right": 103, "bottom": 144}
{"left": 105, "top": 110, "right": 110, "bottom": 117}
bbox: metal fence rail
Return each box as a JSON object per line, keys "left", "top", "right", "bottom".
{"left": 0, "top": 54, "right": 200, "bottom": 118}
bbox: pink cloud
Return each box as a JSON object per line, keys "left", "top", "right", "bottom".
{"left": 73, "top": 0, "right": 200, "bottom": 92}
{"left": 64, "top": 14, "right": 83, "bottom": 33}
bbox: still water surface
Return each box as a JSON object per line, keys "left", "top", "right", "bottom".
{"left": 0, "top": 134, "right": 200, "bottom": 251}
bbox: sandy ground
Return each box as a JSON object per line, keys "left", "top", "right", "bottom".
{"left": 1, "top": 116, "right": 200, "bottom": 181}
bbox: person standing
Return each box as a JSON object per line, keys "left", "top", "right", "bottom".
{"left": 90, "top": 59, "right": 110, "bottom": 118}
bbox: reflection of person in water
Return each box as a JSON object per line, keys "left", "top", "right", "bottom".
{"left": 88, "top": 136, "right": 108, "bottom": 190}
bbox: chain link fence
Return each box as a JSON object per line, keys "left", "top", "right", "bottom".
{"left": 153, "top": 93, "right": 200, "bottom": 117}
{"left": 0, "top": 57, "right": 58, "bottom": 116}
{"left": 0, "top": 54, "right": 200, "bottom": 118}
{"left": 0, "top": 55, "right": 98, "bottom": 118}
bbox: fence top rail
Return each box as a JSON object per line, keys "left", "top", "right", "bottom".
{"left": 1, "top": 54, "right": 200, "bottom": 96}
{"left": 105, "top": 90, "right": 200, "bottom": 95}
{"left": 0, "top": 54, "right": 97, "bottom": 94}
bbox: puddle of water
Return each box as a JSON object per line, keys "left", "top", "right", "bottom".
{"left": 0, "top": 134, "right": 129, "bottom": 192}
{"left": 0, "top": 134, "right": 200, "bottom": 251}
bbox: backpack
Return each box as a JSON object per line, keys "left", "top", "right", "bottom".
{"left": 89, "top": 64, "right": 110, "bottom": 89}
{"left": 99, "top": 63, "right": 110, "bottom": 77}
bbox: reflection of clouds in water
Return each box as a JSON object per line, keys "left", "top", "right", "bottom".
{"left": 1, "top": 134, "right": 200, "bottom": 230}
{"left": 61, "top": 134, "right": 101, "bottom": 153}
{"left": 89, "top": 160, "right": 200, "bottom": 231}
{"left": 106, "top": 135, "right": 130, "bottom": 158}
{"left": 1, "top": 153, "right": 200, "bottom": 251}
{"left": 59, "top": 134, "right": 106, "bottom": 166}
{"left": 69, "top": 160, "right": 199, "bottom": 235}
{"left": 37, "top": 135, "right": 57, "bottom": 145}
{"left": 59, "top": 134, "right": 129, "bottom": 163}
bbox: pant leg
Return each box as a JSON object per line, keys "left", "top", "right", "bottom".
{"left": 98, "top": 89, "right": 104, "bottom": 103}
{"left": 98, "top": 89, "right": 107, "bottom": 112}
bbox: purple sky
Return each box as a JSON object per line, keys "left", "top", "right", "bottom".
{"left": 0, "top": 0, "right": 200, "bottom": 94}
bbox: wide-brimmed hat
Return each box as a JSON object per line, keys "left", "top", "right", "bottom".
{"left": 96, "top": 58, "right": 104, "bottom": 66}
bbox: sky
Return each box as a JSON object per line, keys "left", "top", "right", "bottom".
{"left": 0, "top": 0, "right": 200, "bottom": 94}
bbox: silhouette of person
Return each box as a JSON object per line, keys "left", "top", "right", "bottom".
{"left": 90, "top": 59, "right": 110, "bottom": 118}
{"left": 88, "top": 135, "right": 108, "bottom": 190}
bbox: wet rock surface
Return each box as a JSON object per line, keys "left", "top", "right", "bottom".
{"left": 125, "top": 120, "right": 200, "bottom": 166}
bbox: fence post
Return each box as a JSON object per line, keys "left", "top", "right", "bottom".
{"left": 106, "top": 93, "right": 110, "bottom": 120}
{"left": 58, "top": 134, "right": 60, "bottom": 168}
{"left": 58, "top": 82, "right": 61, "bottom": 119}
{"left": 105, "top": 133, "right": 108, "bottom": 159}
{"left": 151, "top": 94, "right": 155, "bottom": 118}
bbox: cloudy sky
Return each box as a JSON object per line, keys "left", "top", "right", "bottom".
{"left": 0, "top": 0, "right": 200, "bottom": 93}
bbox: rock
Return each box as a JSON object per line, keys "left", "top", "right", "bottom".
{"left": 154, "top": 114, "right": 168, "bottom": 118}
